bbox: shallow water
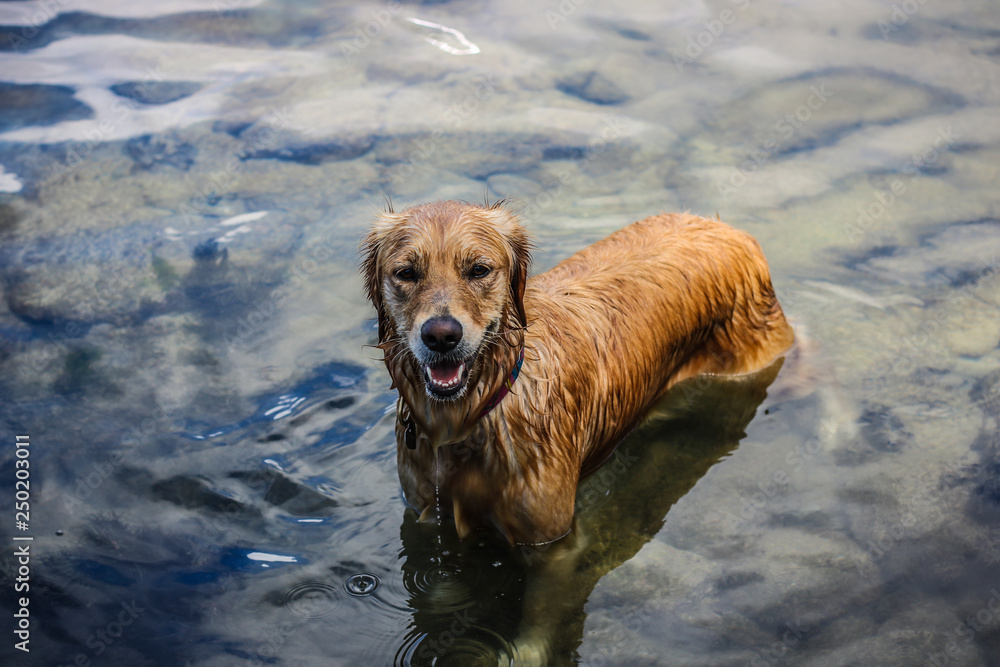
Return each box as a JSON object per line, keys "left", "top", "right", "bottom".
{"left": 1, "top": 0, "right": 999, "bottom": 665}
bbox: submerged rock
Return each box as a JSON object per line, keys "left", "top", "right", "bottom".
{"left": 110, "top": 80, "right": 202, "bottom": 105}
{"left": 0, "top": 82, "right": 92, "bottom": 132}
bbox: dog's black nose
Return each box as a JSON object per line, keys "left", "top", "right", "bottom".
{"left": 421, "top": 316, "right": 463, "bottom": 353}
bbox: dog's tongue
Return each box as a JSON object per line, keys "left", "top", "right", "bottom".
{"left": 428, "top": 362, "right": 462, "bottom": 385}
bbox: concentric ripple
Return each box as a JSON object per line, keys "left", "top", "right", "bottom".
{"left": 395, "top": 623, "right": 516, "bottom": 667}
{"left": 281, "top": 580, "right": 341, "bottom": 618}
{"left": 401, "top": 557, "right": 478, "bottom": 614}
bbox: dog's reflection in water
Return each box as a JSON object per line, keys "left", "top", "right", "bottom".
{"left": 396, "top": 358, "right": 785, "bottom": 666}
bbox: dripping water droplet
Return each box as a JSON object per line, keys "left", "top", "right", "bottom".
{"left": 344, "top": 573, "right": 380, "bottom": 596}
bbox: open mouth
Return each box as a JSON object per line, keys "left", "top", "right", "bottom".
{"left": 422, "top": 359, "right": 469, "bottom": 398}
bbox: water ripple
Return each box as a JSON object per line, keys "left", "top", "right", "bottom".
{"left": 281, "top": 580, "right": 342, "bottom": 619}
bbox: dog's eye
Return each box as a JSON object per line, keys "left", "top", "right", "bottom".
{"left": 469, "top": 264, "right": 491, "bottom": 279}
{"left": 395, "top": 267, "right": 417, "bottom": 282}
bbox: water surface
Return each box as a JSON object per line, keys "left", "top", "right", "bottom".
{"left": 1, "top": 0, "right": 999, "bottom": 665}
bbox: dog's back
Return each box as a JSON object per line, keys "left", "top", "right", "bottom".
{"left": 517, "top": 213, "right": 795, "bottom": 475}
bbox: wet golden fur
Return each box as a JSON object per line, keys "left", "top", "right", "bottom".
{"left": 361, "top": 200, "right": 794, "bottom": 545}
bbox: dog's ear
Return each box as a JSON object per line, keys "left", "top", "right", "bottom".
{"left": 360, "top": 213, "right": 402, "bottom": 344}
{"left": 476, "top": 203, "right": 531, "bottom": 330}
{"left": 506, "top": 220, "right": 532, "bottom": 330}
{"left": 359, "top": 230, "right": 387, "bottom": 343}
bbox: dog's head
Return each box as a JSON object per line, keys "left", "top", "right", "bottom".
{"left": 361, "top": 200, "right": 530, "bottom": 400}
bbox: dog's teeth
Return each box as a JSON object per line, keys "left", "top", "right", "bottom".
{"left": 425, "top": 362, "right": 465, "bottom": 389}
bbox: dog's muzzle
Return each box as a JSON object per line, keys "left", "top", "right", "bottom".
{"left": 419, "top": 316, "right": 471, "bottom": 398}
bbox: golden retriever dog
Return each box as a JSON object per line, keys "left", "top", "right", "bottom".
{"left": 361, "top": 199, "right": 794, "bottom": 545}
